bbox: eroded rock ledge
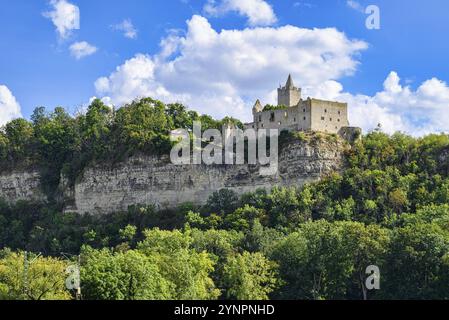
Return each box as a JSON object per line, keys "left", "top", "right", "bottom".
{"left": 0, "top": 135, "right": 348, "bottom": 215}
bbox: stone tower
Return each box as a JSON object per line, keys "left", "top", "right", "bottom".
{"left": 252, "top": 99, "right": 263, "bottom": 114}
{"left": 251, "top": 99, "right": 263, "bottom": 127}
{"left": 277, "top": 74, "right": 301, "bottom": 107}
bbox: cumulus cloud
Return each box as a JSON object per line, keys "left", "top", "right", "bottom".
{"left": 43, "top": 0, "right": 80, "bottom": 39}
{"left": 204, "top": 0, "right": 277, "bottom": 26}
{"left": 0, "top": 85, "right": 22, "bottom": 126}
{"left": 69, "top": 41, "right": 98, "bottom": 59}
{"left": 95, "top": 54, "right": 170, "bottom": 103}
{"left": 112, "top": 19, "right": 138, "bottom": 39}
{"left": 95, "top": 15, "right": 367, "bottom": 120}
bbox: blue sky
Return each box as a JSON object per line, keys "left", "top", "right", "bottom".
{"left": 1, "top": 0, "right": 449, "bottom": 135}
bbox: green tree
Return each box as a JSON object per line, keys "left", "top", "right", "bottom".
{"left": 113, "top": 98, "right": 171, "bottom": 155}
{"left": 137, "top": 229, "right": 220, "bottom": 300}
{"left": 206, "top": 189, "right": 240, "bottom": 216}
{"left": 3, "top": 118, "right": 34, "bottom": 165}
{"left": 224, "top": 205, "right": 267, "bottom": 231}
{"left": 78, "top": 99, "right": 112, "bottom": 161}
{"left": 34, "top": 107, "right": 79, "bottom": 195}
{"left": 81, "top": 247, "right": 171, "bottom": 300}
{"left": 382, "top": 223, "right": 449, "bottom": 299}
{"left": 267, "top": 187, "right": 309, "bottom": 227}
{"left": 165, "top": 103, "right": 198, "bottom": 130}
{"left": 0, "top": 250, "right": 70, "bottom": 300}
{"left": 337, "top": 222, "right": 390, "bottom": 300}
{"left": 223, "top": 252, "right": 279, "bottom": 300}
{"left": 189, "top": 227, "right": 244, "bottom": 297}
{"left": 271, "top": 221, "right": 380, "bottom": 300}
{"left": 119, "top": 225, "right": 137, "bottom": 243}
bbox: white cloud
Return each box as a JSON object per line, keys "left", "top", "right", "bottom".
{"left": 0, "top": 85, "right": 22, "bottom": 126}
{"left": 346, "top": 0, "right": 364, "bottom": 13}
{"left": 43, "top": 0, "right": 80, "bottom": 39}
{"left": 204, "top": 0, "right": 277, "bottom": 26}
{"left": 69, "top": 41, "right": 98, "bottom": 59}
{"left": 112, "top": 19, "right": 138, "bottom": 39}
{"left": 95, "top": 15, "right": 367, "bottom": 120}
{"left": 293, "top": 2, "right": 314, "bottom": 9}
{"left": 95, "top": 54, "right": 170, "bottom": 105}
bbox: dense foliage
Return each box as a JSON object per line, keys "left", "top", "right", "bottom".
{"left": 262, "top": 104, "right": 288, "bottom": 112}
{"left": 0, "top": 101, "right": 449, "bottom": 300}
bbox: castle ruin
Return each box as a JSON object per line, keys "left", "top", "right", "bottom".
{"left": 245, "top": 75, "right": 360, "bottom": 139}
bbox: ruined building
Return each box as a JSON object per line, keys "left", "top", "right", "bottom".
{"left": 245, "top": 75, "right": 360, "bottom": 138}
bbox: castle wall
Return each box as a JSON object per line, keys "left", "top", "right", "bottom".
{"left": 250, "top": 100, "right": 312, "bottom": 132}
{"left": 310, "top": 99, "right": 349, "bottom": 134}
{"left": 298, "top": 100, "right": 312, "bottom": 131}
{"left": 249, "top": 98, "right": 350, "bottom": 135}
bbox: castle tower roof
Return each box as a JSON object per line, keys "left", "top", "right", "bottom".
{"left": 285, "top": 74, "right": 294, "bottom": 88}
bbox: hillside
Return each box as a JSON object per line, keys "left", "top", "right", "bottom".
{"left": 0, "top": 98, "right": 449, "bottom": 300}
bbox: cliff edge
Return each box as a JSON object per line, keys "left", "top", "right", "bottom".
{"left": 0, "top": 133, "right": 349, "bottom": 214}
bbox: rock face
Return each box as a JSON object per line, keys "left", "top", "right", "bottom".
{"left": 0, "top": 170, "right": 46, "bottom": 203}
{"left": 0, "top": 136, "right": 347, "bottom": 214}
{"left": 69, "top": 137, "right": 346, "bottom": 214}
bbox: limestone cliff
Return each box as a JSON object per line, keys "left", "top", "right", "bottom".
{"left": 0, "top": 135, "right": 348, "bottom": 214}
{"left": 0, "top": 170, "right": 46, "bottom": 203}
